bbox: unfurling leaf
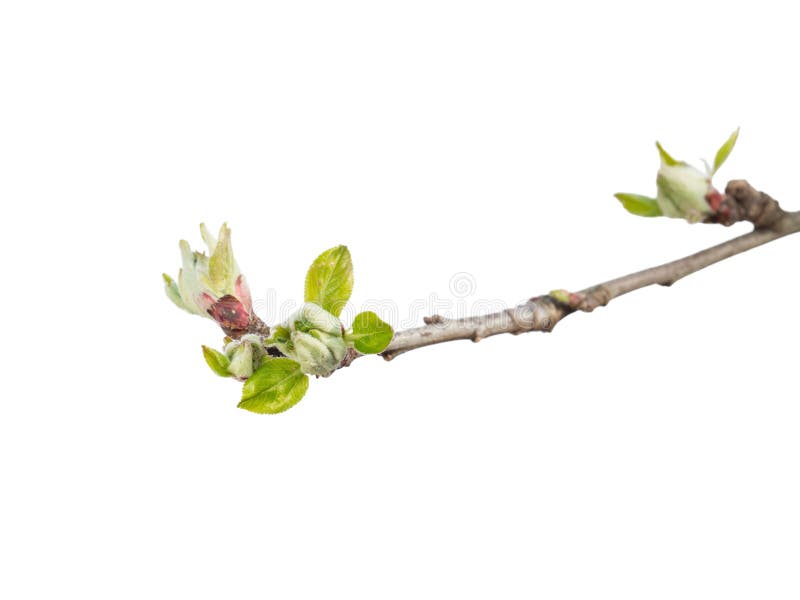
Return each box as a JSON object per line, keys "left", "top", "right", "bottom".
{"left": 304, "top": 245, "right": 353, "bottom": 317}
{"left": 347, "top": 311, "right": 394, "bottom": 354}
{"left": 293, "top": 302, "right": 343, "bottom": 336}
{"left": 202, "top": 345, "right": 231, "bottom": 377}
{"left": 614, "top": 193, "right": 663, "bottom": 217}
{"left": 712, "top": 127, "right": 740, "bottom": 175}
{"left": 239, "top": 358, "right": 309, "bottom": 414}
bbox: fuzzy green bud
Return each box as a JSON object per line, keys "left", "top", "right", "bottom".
{"left": 289, "top": 330, "right": 347, "bottom": 376}
{"left": 270, "top": 302, "right": 347, "bottom": 376}
{"left": 224, "top": 335, "right": 266, "bottom": 380}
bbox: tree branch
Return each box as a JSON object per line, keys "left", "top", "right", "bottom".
{"left": 378, "top": 181, "right": 800, "bottom": 361}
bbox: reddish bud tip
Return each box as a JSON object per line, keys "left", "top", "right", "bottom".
{"left": 706, "top": 189, "right": 725, "bottom": 212}
{"left": 208, "top": 294, "right": 251, "bottom": 337}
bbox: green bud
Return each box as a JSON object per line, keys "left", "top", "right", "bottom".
{"left": 267, "top": 303, "right": 347, "bottom": 376}
{"left": 656, "top": 161, "right": 711, "bottom": 222}
{"left": 289, "top": 330, "right": 347, "bottom": 376}
{"left": 615, "top": 134, "right": 741, "bottom": 223}
{"left": 223, "top": 336, "right": 265, "bottom": 380}
{"left": 228, "top": 342, "right": 254, "bottom": 379}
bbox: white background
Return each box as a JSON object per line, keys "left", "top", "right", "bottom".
{"left": 2, "top": 1, "right": 799, "bottom": 598}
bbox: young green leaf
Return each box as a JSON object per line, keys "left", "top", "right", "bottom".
{"left": 163, "top": 273, "right": 187, "bottom": 310}
{"left": 304, "top": 245, "right": 353, "bottom": 317}
{"left": 655, "top": 141, "right": 682, "bottom": 166}
{"left": 347, "top": 311, "right": 394, "bottom": 354}
{"left": 202, "top": 345, "right": 231, "bottom": 377}
{"left": 209, "top": 223, "right": 235, "bottom": 292}
{"left": 614, "top": 193, "right": 663, "bottom": 217}
{"left": 239, "top": 358, "right": 309, "bottom": 414}
{"left": 712, "top": 128, "right": 740, "bottom": 175}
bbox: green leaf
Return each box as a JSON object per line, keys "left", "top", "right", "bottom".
{"left": 655, "top": 141, "right": 682, "bottom": 166}
{"left": 202, "top": 345, "right": 231, "bottom": 377}
{"left": 614, "top": 193, "right": 663, "bottom": 217}
{"left": 712, "top": 127, "right": 740, "bottom": 175}
{"left": 304, "top": 245, "right": 353, "bottom": 317}
{"left": 209, "top": 223, "right": 235, "bottom": 292}
{"left": 347, "top": 311, "right": 394, "bottom": 354}
{"left": 239, "top": 358, "right": 309, "bottom": 414}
